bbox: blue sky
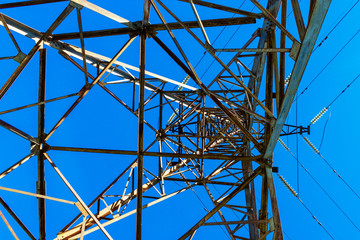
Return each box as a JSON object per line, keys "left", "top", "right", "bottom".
{"left": 0, "top": 0, "right": 360, "bottom": 239}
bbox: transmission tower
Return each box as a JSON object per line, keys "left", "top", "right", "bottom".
{"left": 0, "top": 0, "right": 330, "bottom": 239}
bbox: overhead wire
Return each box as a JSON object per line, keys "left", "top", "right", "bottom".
{"left": 296, "top": 92, "right": 300, "bottom": 194}
{"left": 210, "top": 178, "right": 294, "bottom": 239}
{"left": 277, "top": 173, "right": 336, "bottom": 240}
{"left": 295, "top": 26, "right": 360, "bottom": 102}
{"left": 172, "top": 180, "right": 232, "bottom": 240}
{"left": 309, "top": 71, "right": 360, "bottom": 148}
{"left": 278, "top": 139, "right": 360, "bottom": 232}
{"left": 171, "top": 0, "right": 248, "bottom": 92}
{"left": 302, "top": 135, "right": 360, "bottom": 201}
{"left": 296, "top": 0, "right": 360, "bottom": 101}
{"left": 318, "top": 108, "right": 331, "bottom": 151}
{"left": 312, "top": 0, "right": 360, "bottom": 53}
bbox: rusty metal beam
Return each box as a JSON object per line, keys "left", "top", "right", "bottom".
{"left": 179, "top": 166, "right": 263, "bottom": 240}
{"left": 51, "top": 17, "right": 256, "bottom": 40}
{"left": 179, "top": 0, "right": 261, "bottom": 18}
{"left": 49, "top": 146, "right": 262, "bottom": 161}
{"left": 44, "top": 153, "right": 114, "bottom": 240}
{"left": 37, "top": 47, "right": 46, "bottom": 240}
{"left": 0, "top": 197, "right": 36, "bottom": 240}
{"left": 0, "top": 119, "right": 39, "bottom": 144}
{"left": 264, "top": 0, "right": 331, "bottom": 159}
{"left": 0, "top": 3, "right": 74, "bottom": 100}
{"left": 0, "top": 0, "right": 67, "bottom": 9}
{"left": 290, "top": 0, "right": 305, "bottom": 40}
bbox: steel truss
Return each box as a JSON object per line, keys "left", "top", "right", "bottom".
{"left": 0, "top": 0, "right": 330, "bottom": 239}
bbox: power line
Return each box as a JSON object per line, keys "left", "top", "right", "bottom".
{"left": 309, "top": 71, "right": 360, "bottom": 126}
{"left": 278, "top": 139, "right": 360, "bottom": 232}
{"left": 277, "top": 173, "right": 335, "bottom": 240}
{"left": 296, "top": 0, "right": 360, "bottom": 100}
{"left": 174, "top": 178, "right": 232, "bottom": 240}
{"left": 313, "top": 0, "right": 360, "bottom": 53}
{"left": 295, "top": 26, "right": 360, "bottom": 102}
{"left": 318, "top": 108, "right": 331, "bottom": 151}
{"left": 302, "top": 135, "right": 360, "bottom": 201}
{"left": 199, "top": 1, "right": 252, "bottom": 80}
{"left": 327, "top": 72, "right": 360, "bottom": 108}
{"left": 308, "top": 72, "right": 360, "bottom": 151}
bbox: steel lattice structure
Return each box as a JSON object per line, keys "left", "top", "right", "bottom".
{"left": 0, "top": 0, "right": 330, "bottom": 239}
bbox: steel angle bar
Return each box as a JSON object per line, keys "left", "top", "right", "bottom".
{"left": 52, "top": 17, "right": 256, "bottom": 40}
{"left": 179, "top": 166, "right": 263, "bottom": 240}
{"left": 263, "top": 0, "right": 331, "bottom": 159}
{"left": 49, "top": 146, "right": 261, "bottom": 161}
{"left": 0, "top": 186, "right": 76, "bottom": 205}
{"left": 60, "top": 160, "right": 137, "bottom": 233}
{"left": 0, "top": 0, "right": 68, "bottom": 9}
{"left": 0, "top": 3, "right": 74, "bottom": 100}
{"left": 0, "top": 14, "right": 21, "bottom": 53}
{"left": 136, "top": 2, "right": 150, "bottom": 237}
{"left": 56, "top": 52, "right": 158, "bottom": 132}
{"left": 60, "top": 139, "right": 160, "bottom": 235}
{"left": 290, "top": 0, "right": 305, "bottom": 40}
{"left": 76, "top": 8, "right": 89, "bottom": 84}
{"left": 45, "top": 36, "right": 136, "bottom": 141}
{"left": 250, "top": 0, "right": 298, "bottom": 44}
{"left": 203, "top": 219, "right": 269, "bottom": 226}
{"left": 38, "top": 47, "right": 46, "bottom": 240}
{"left": 0, "top": 119, "right": 39, "bottom": 144}
{"left": 70, "top": 0, "right": 135, "bottom": 28}
{"left": 150, "top": 0, "right": 265, "bottom": 152}
{"left": 0, "top": 14, "right": 43, "bottom": 40}
{"left": 59, "top": 185, "right": 195, "bottom": 240}
{"left": 0, "top": 209, "right": 19, "bottom": 240}
{"left": 0, "top": 13, "right": 198, "bottom": 93}
{"left": 43, "top": 153, "right": 113, "bottom": 240}
{"left": 153, "top": 0, "right": 274, "bottom": 119}
{"left": 178, "top": 0, "right": 261, "bottom": 18}
{"left": 0, "top": 153, "right": 35, "bottom": 180}
{"left": 0, "top": 93, "right": 78, "bottom": 116}
{"left": 189, "top": 0, "right": 211, "bottom": 44}
{"left": 216, "top": 48, "right": 291, "bottom": 53}
{"left": 0, "top": 197, "right": 36, "bottom": 240}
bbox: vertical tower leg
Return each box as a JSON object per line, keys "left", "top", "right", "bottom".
{"left": 37, "top": 47, "right": 46, "bottom": 240}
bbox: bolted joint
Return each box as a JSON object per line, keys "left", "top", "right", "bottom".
{"left": 77, "top": 83, "right": 91, "bottom": 96}
{"left": 69, "top": 1, "right": 83, "bottom": 10}
{"left": 137, "top": 22, "right": 157, "bottom": 38}
{"left": 30, "top": 140, "right": 50, "bottom": 154}
{"left": 42, "top": 143, "right": 51, "bottom": 153}
{"left": 204, "top": 42, "right": 216, "bottom": 55}
{"left": 156, "top": 130, "right": 166, "bottom": 140}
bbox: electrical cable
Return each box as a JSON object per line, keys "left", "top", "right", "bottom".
{"left": 302, "top": 135, "right": 360, "bottom": 202}
{"left": 277, "top": 173, "right": 335, "bottom": 239}
{"left": 309, "top": 71, "right": 360, "bottom": 152}
{"left": 171, "top": 0, "right": 248, "bottom": 92}
{"left": 295, "top": 26, "right": 360, "bottom": 102}
{"left": 173, "top": 180, "right": 232, "bottom": 240}
{"left": 318, "top": 107, "right": 331, "bottom": 151}
{"left": 198, "top": 1, "right": 252, "bottom": 80}
{"left": 312, "top": 0, "right": 360, "bottom": 53}
{"left": 296, "top": 92, "right": 299, "bottom": 194}
{"left": 309, "top": 71, "right": 360, "bottom": 126}
{"left": 210, "top": 177, "right": 294, "bottom": 239}
{"left": 327, "top": 72, "right": 360, "bottom": 108}
{"left": 279, "top": 139, "right": 360, "bottom": 232}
